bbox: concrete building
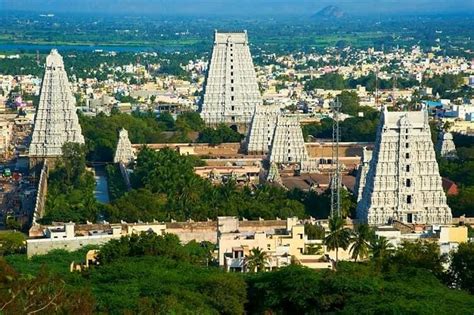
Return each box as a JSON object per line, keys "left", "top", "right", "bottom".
{"left": 27, "top": 222, "right": 166, "bottom": 257}
{"left": 218, "top": 217, "right": 332, "bottom": 271}
{"left": 200, "top": 31, "right": 262, "bottom": 131}
{"left": 357, "top": 108, "right": 452, "bottom": 225}
{"left": 29, "top": 49, "right": 84, "bottom": 165}
{"left": 0, "top": 118, "right": 13, "bottom": 157}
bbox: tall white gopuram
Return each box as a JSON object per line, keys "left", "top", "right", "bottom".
{"left": 357, "top": 108, "right": 452, "bottom": 225}
{"left": 246, "top": 105, "right": 280, "bottom": 154}
{"left": 29, "top": 49, "right": 84, "bottom": 161}
{"left": 114, "top": 128, "right": 134, "bottom": 165}
{"left": 269, "top": 115, "right": 309, "bottom": 164}
{"left": 200, "top": 31, "right": 262, "bottom": 130}
{"left": 436, "top": 131, "right": 457, "bottom": 159}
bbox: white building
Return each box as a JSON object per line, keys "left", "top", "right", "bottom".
{"left": 357, "top": 108, "right": 452, "bottom": 225}
{"left": 200, "top": 31, "right": 262, "bottom": 130}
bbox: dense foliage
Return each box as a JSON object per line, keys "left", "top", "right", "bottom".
{"left": 4, "top": 234, "right": 474, "bottom": 314}
{"left": 42, "top": 143, "right": 100, "bottom": 224}
{"left": 303, "top": 92, "right": 380, "bottom": 142}
{"left": 439, "top": 134, "right": 474, "bottom": 217}
{"left": 104, "top": 147, "right": 306, "bottom": 222}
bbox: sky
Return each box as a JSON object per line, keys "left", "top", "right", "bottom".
{"left": 1, "top": 0, "right": 473, "bottom": 16}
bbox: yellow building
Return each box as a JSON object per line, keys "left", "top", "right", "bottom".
{"left": 218, "top": 217, "right": 332, "bottom": 271}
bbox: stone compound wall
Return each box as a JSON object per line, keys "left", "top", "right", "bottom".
{"left": 31, "top": 161, "right": 49, "bottom": 225}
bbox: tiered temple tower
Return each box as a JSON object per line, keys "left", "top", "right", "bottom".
{"left": 29, "top": 49, "right": 84, "bottom": 167}
{"left": 200, "top": 31, "right": 262, "bottom": 132}
{"left": 246, "top": 105, "right": 280, "bottom": 154}
{"left": 357, "top": 108, "right": 452, "bottom": 225}
{"left": 269, "top": 115, "right": 309, "bottom": 164}
{"left": 436, "top": 131, "right": 457, "bottom": 159}
{"left": 114, "top": 128, "right": 134, "bottom": 165}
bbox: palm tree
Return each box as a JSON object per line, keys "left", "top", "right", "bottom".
{"left": 324, "top": 216, "right": 352, "bottom": 264}
{"left": 369, "top": 236, "right": 394, "bottom": 262}
{"left": 349, "top": 224, "right": 374, "bottom": 262}
{"left": 245, "top": 247, "right": 269, "bottom": 272}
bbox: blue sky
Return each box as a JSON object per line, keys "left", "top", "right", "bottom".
{"left": 1, "top": 0, "right": 473, "bottom": 16}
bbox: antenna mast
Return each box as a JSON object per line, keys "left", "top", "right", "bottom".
{"left": 331, "top": 98, "right": 341, "bottom": 218}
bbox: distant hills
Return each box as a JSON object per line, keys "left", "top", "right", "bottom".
{"left": 312, "top": 5, "right": 345, "bottom": 19}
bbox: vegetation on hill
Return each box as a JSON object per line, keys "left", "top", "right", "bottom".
{"left": 3, "top": 233, "right": 474, "bottom": 314}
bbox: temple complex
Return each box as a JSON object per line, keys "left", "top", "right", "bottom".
{"left": 436, "top": 131, "right": 457, "bottom": 159}
{"left": 269, "top": 115, "right": 309, "bottom": 164}
{"left": 357, "top": 108, "right": 452, "bottom": 225}
{"left": 354, "top": 147, "right": 372, "bottom": 203}
{"left": 200, "top": 31, "right": 262, "bottom": 131}
{"left": 29, "top": 49, "right": 84, "bottom": 166}
{"left": 246, "top": 105, "right": 280, "bottom": 154}
{"left": 114, "top": 128, "right": 134, "bottom": 165}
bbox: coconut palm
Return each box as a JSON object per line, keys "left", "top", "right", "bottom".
{"left": 370, "top": 236, "right": 394, "bottom": 261}
{"left": 324, "top": 215, "right": 352, "bottom": 264}
{"left": 245, "top": 247, "right": 269, "bottom": 272}
{"left": 349, "top": 224, "right": 374, "bottom": 262}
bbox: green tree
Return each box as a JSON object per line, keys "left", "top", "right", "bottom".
{"left": 304, "top": 223, "right": 325, "bottom": 240}
{"left": 349, "top": 224, "right": 373, "bottom": 261}
{"left": 369, "top": 236, "right": 394, "bottom": 262}
{"left": 60, "top": 142, "right": 86, "bottom": 185}
{"left": 324, "top": 216, "right": 352, "bottom": 264}
{"left": 447, "top": 242, "right": 474, "bottom": 294}
{"left": 245, "top": 247, "right": 269, "bottom": 272}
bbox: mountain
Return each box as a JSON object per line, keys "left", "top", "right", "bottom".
{"left": 312, "top": 5, "right": 345, "bottom": 18}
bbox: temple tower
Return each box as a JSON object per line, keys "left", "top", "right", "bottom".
{"left": 29, "top": 49, "right": 84, "bottom": 168}
{"left": 436, "top": 131, "right": 457, "bottom": 159}
{"left": 354, "top": 147, "right": 372, "bottom": 203}
{"left": 246, "top": 105, "right": 280, "bottom": 154}
{"left": 357, "top": 108, "right": 452, "bottom": 225}
{"left": 269, "top": 115, "right": 309, "bottom": 164}
{"left": 200, "top": 31, "right": 262, "bottom": 132}
{"left": 114, "top": 128, "right": 134, "bottom": 165}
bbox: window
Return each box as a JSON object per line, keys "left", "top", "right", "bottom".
{"left": 405, "top": 153, "right": 410, "bottom": 159}
{"left": 231, "top": 87, "right": 234, "bottom": 91}
{"left": 231, "top": 106, "right": 235, "bottom": 110}
{"left": 231, "top": 96, "right": 234, "bottom": 101}
{"left": 230, "top": 65, "right": 233, "bottom": 70}
{"left": 406, "top": 165, "right": 410, "bottom": 172}
{"left": 231, "top": 59, "right": 233, "bottom": 63}
{"left": 288, "top": 157, "right": 292, "bottom": 162}
{"left": 406, "top": 179, "right": 411, "bottom": 187}
{"left": 405, "top": 143, "right": 409, "bottom": 148}
{"left": 231, "top": 71, "right": 234, "bottom": 76}
{"left": 231, "top": 79, "right": 234, "bottom": 84}
{"left": 231, "top": 116, "right": 235, "bottom": 122}
{"left": 288, "top": 149, "right": 291, "bottom": 153}
{"left": 407, "top": 195, "right": 412, "bottom": 204}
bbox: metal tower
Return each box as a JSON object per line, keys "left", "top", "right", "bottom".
{"left": 330, "top": 98, "right": 341, "bottom": 218}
